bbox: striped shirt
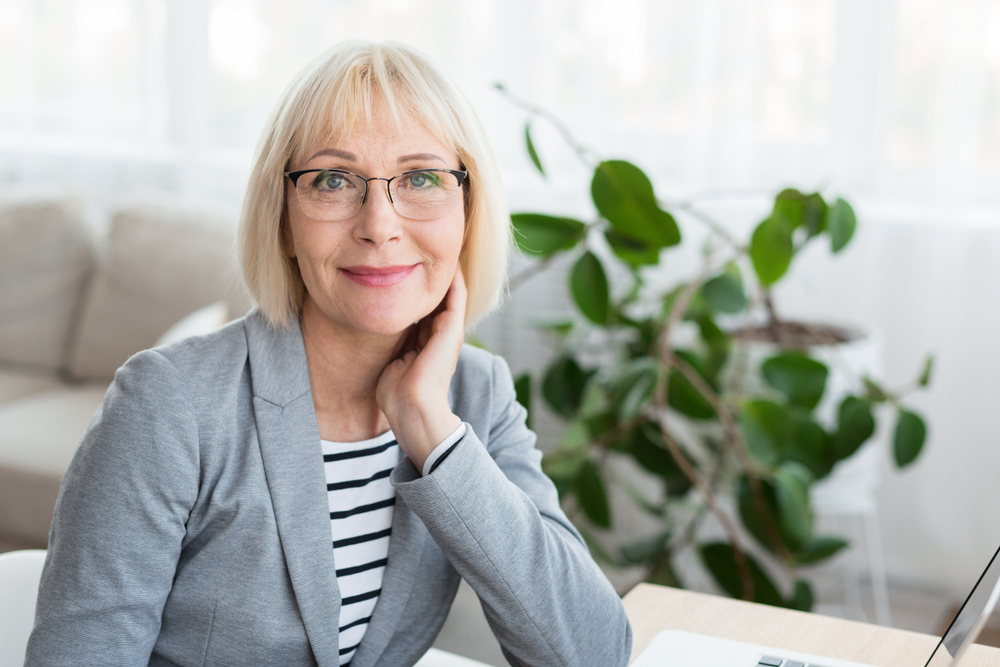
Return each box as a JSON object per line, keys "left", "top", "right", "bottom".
{"left": 322, "top": 430, "right": 402, "bottom": 666}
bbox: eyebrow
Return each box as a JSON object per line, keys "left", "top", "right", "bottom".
{"left": 308, "top": 148, "right": 357, "bottom": 162}
{"left": 305, "top": 149, "right": 447, "bottom": 167}
{"left": 398, "top": 153, "right": 446, "bottom": 165}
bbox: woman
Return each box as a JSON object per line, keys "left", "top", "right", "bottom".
{"left": 26, "top": 42, "right": 631, "bottom": 666}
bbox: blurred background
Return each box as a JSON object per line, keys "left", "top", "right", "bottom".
{"left": 2, "top": 0, "right": 1000, "bottom": 660}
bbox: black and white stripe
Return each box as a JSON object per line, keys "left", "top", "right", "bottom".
{"left": 322, "top": 430, "right": 401, "bottom": 666}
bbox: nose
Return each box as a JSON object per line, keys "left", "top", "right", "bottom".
{"left": 353, "top": 180, "right": 402, "bottom": 247}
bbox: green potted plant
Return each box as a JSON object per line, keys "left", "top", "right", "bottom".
{"left": 499, "top": 86, "right": 932, "bottom": 610}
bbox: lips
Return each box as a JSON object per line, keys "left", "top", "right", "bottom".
{"left": 339, "top": 264, "right": 418, "bottom": 287}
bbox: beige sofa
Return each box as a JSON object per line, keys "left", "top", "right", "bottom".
{"left": 0, "top": 195, "right": 250, "bottom": 550}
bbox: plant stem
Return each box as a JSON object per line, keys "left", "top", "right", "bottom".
{"left": 666, "top": 199, "right": 747, "bottom": 253}
{"left": 670, "top": 355, "right": 794, "bottom": 565}
{"left": 493, "top": 83, "right": 599, "bottom": 167}
{"left": 658, "top": 422, "right": 754, "bottom": 601}
{"left": 763, "top": 289, "right": 783, "bottom": 345}
{"left": 649, "top": 259, "right": 756, "bottom": 601}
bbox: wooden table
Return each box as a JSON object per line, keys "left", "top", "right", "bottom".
{"left": 622, "top": 584, "right": 1000, "bottom": 667}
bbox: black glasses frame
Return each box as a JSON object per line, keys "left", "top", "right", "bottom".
{"left": 284, "top": 167, "right": 468, "bottom": 205}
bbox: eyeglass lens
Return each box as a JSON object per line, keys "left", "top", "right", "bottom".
{"left": 294, "top": 169, "right": 463, "bottom": 221}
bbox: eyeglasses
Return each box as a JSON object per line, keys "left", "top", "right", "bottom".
{"left": 285, "top": 168, "right": 468, "bottom": 222}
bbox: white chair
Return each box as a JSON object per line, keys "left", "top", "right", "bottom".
{"left": 0, "top": 549, "right": 46, "bottom": 667}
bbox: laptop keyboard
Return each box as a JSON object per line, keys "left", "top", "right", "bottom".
{"left": 757, "top": 657, "right": 830, "bottom": 667}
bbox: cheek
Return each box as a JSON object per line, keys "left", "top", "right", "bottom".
{"left": 429, "top": 222, "right": 465, "bottom": 276}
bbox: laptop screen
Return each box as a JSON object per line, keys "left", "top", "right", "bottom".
{"left": 927, "top": 543, "right": 1000, "bottom": 666}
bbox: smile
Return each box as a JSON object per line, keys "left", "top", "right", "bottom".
{"left": 339, "top": 264, "right": 418, "bottom": 287}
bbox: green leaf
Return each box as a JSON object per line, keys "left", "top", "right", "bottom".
{"left": 762, "top": 353, "right": 829, "bottom": 410}
{"left": 514, "top": 373, "right": 532, "bottom": 430}
{"left": 750, "top": 215, "right": 794, "bottom": 285}
{"left": 542, "top": 355, "right": 588, "bottom": 418}
{"left": 893, "top": 409, "right": 927, "bottom": 467}
{"left": 737, "top": 474, "right": 807, "bottom": 554}
{"left": 524, "top": 122, "right": 545, "bottom": 177}
{"left": 612, "top": 361, "right": 658, "bottom": 423}
{"left": 591, "top": 160, "right": 680, "bottom": 249}
{"left": 624, "top": 424, "right": 693, "bottom": 497}
{"left": 605, "top": 229, "right": 660, "bottom": 267}
{"left": 648, "top": 551, "right": 683, "bottom": 588}
{"left": 560, "top": 420, "right": 590, "bottom": 449}
{"left": 696, "top": 316, "right": 730, "bottom": 381}
{"left": 584, "top": 412, "right": 617, "bottom": 441}
{"left": 918, "top": 354, "right": 934, "bottom": 387}
{"left": 542, "top": 453, "right": 587, "bottom": 497}
{"left": 828, "top": 198, "right": 857, "bottom": 253}
{"left": 667, "top": 350, "right": 717, "bottom": 419}
{"left": 774, "top": 462, "right": 814, "bottom": 546}
{"left": 740, "top": 400, "right": 793, "bottom": 465}
{"left": 792, "top": 536, "right": 849, "bottom": 565}
{"left": 630, "top": 424, "right": 678, "bottom": 475}
{"left": 862, "top": 376, "right": 890, "bottom": 402}
{"left": 700, "top": 542, "right": 784, "bottom": 606}
{"left": 531, "top": 318, "right": 575, "bottom": 337}
{"left": 832, "top": 396, "right": 875, "bottom": 460}
{"left": 736, "top": 476, "right": 782, "bottom": 553}
{"left": 701, "top": 264, "right": 747, "bottom": 314}
{"left": 787, "top": 414, "right": 835, "bottom": 480}
{"left": 788, "top": 579, "right": 814, "bottom": 611}
{"left": 801, "top": 193, "right": 828, "bottom": 237}
{"left": 576, "top": 460, "right": 612, "bottom": 528}
{"left": 511, "top": 213, "right": 585, "bottom": 257}
{"left": 773, "top": 191, "right": 806, "bottom": 232}
{"left": 667, "top": 369, "right": 715, "bottom": 420}
{"left": 570, "top": 251, "right": 610, "bottom": 324}
{"left": 578, "top": 376, "right": 612, "bottom": 418}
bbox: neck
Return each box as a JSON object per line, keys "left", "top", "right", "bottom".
{"left": 299, "top": 296, "right": 405, "bottom": 442}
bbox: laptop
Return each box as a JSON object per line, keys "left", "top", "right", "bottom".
{"left": 632, "top": 543, "right": 1000, "bottom": 667}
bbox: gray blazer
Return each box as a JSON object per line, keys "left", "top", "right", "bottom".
{"left": 26, "top": 310, "right": 631, "bottom": 667}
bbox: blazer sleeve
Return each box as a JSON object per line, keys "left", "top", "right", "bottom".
{"left": 391, "top": 354, "right": 633, "bottom": 667}
{"left": 26, "top": 350, "right": 200, "bottom": 666}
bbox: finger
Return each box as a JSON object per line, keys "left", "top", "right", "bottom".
{"left": 396, "top": 321, "right": 420, "bottom": 357}
{"left": 416, "top": 317, "right": 433, "bottom": 349}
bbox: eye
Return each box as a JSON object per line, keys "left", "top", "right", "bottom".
{"left": 314, "top": 171, "right": 349, "bottom": 191}
{"left": 404, "top": 171, "right": 443, "bottom": 189}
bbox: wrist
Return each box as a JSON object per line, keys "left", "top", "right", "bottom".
{"left": 388, "top": 402, "right": 461, "bottom": 471}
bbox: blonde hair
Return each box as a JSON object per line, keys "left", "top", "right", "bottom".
{"left": 238, "top": 41, "right": 510, "bottom": 328}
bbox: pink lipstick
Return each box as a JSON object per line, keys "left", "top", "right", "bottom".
{"left": 339, "top": 264, "right": 417, "bottom": 287}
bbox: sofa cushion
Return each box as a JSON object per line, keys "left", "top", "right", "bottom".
{"left": 0, "top": 370, "right": 63, "bottom": 405}
{"left": 66, "top": 201, "right": 251, "bottom": 380}
{"left": 155, "top": 300, "right": 229, "bottom": 347}
{"left": 0, "top": 196, "right": 97, "bottom": 373}
{"left": 0, "top": 384, "right": 108, "bottom": 544}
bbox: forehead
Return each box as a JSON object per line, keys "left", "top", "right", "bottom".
{"left": 300, "top": 105, "right": 459, "bottom": 168}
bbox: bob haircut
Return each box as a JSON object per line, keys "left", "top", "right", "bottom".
{"left": 238, "top": 41, "right": 511, "bottom": 328}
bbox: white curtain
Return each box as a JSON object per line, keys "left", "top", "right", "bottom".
{"left": 2, "top": 0, "right": 1000, "bottom": 596}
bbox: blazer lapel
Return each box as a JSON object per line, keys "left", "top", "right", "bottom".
{"left": 245, "top": 311, "right": 342, "bottom": 667}
{"left": 346, "top": 486, "right": 426, "bottom": 667}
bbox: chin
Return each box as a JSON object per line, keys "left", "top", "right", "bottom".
{"left": 349, "top": 301, "right": 429, "bottom": 337}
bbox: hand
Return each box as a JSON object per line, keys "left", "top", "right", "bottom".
{"left": 376, "top": 264, "right": 466, "bottom": 470}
